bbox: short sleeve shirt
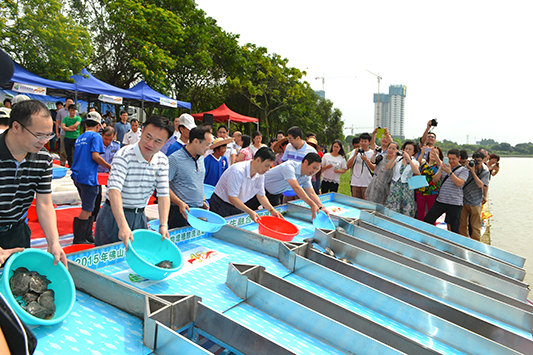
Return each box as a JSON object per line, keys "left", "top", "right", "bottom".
{"left": 114, "top": 121, "right": 131, "bottom": 144}
{"left": 63, "top": 115, "right": 82, "bottom": 139}
{"left": 71, "top": 131, "right": 105, "bottom": 186}
{"left": 281, "top": 142, "right": 316, "bottom": 162}
{"left": 106, "top": 143, "right": 169, "bottom": 208}
{"left": 463, "top": 167, "right": 490, "bottom": 206}
{"left": 436, "top": 165, "right": 469, "bottom": 206}
{"left": 349, "top": 149, "right": 374, "bottom": 187}
{"left": 214, "top": 161, "right": 265, "bottom": 204}
{"left": 263, "top": 160, "right": 312, "bottom": 195}
{"left": 0, "top": 131, "right": 53, "bottom": 225}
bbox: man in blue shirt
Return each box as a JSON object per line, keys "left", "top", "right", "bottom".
{"left": 98, "top": 126, "right": 120, "bottom": 173}
{"left": 114, "top": 111, "right": 130, "bottom": 145}
{"left": 167, "top": 126, "right": 212, "bottom": 229}
{"left": 204, "top": 137, "right": 232, "bottom": 187}
{"left": 71, "top": 112, "right": 111, "bottom": 244}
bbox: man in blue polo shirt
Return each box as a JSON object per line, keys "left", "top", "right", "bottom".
{"left": 71, "top": 112, "right": 111, "bottom": 244}
{"left": 167, "top": 126, "right": 212, "bottom": 229}
{"left": 282, "top": 126, "right": 316, "bottom": 163}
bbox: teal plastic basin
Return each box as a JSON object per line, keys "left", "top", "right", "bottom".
{"left": 0, "top": 249, "right": 75, "bottom": 326}
{"left": 126, "top": 229, "right": 184, "bottom": 280}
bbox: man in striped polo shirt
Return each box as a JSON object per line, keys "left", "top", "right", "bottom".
{"left": 281, "top": 126, "right": 316, "bottom": 163}
{"left": 424, "top": 148, "right": 469, "bottom": 233}
{"left": 0, "top": 100, "right": 67, "bottom": 266}
{"left": 94, "top": 116, "right": 174, "bottom": 250}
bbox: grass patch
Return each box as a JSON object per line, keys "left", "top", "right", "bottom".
{"left": 335, "top": 171, "right": 352, "bottom": 197}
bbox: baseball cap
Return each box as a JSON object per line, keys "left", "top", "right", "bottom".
{"left": 178, "top": 113, "right": 196, "bottom": 130}
{"left": 86, "top": 111, "right": 103, "bottom": 123}
{"left": 0, "top": 107, "right": 11, "bottom": 118}
{"left": 11, "top": 94, "right": 31, "bottom": 105}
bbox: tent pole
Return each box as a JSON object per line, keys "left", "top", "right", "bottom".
{"left": 228, "top": 119, "right": 231, "bottom": 132}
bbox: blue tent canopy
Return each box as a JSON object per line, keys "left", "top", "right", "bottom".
{"left": 126, "top": 80, "right": 191, "bottom": 109}
{"left": 1, "top": 62, "right": 77, "bottom": 96}
{"left": 70, "top": 69, "right": 139, "bottom": 101}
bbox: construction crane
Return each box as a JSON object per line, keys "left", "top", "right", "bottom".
{"left": 315, "top": 75, "right": 356, "bottom": 91}
{"left": 366, "top": 70, "right": 382, "bottom": 126}
{"left": 344, "top": 124, "right": 373, "bottom": 136}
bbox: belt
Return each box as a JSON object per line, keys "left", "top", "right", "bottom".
{"left": 0, "top": 219, "right": 24, "bottom": 232}
{"left": 105, "top": 200, "right": 145, "bottom": 214}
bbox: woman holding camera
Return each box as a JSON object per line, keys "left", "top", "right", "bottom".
{"left": 415, "top": 146, "right": 443, "bottom": 220}
{"left": 385, "top": 141, "right": 420, "bottom": 217}
{"left": 366, "top": 142, "right": 399, "bottom": 205}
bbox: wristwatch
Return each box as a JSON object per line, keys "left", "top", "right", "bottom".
{"left": 159, "top": 224, "right": 168, "bottom": 228}
{"left": 319, "top": 206, "right": 324, "bottom": 210}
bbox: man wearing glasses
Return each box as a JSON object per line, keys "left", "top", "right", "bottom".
{"left": 0, "top": 100, "right": 67, "bottom": 266}
{"left": 458, "top": 152, "right": 490, "bottom": 241}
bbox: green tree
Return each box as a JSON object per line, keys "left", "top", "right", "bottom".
{"left": 1, "top": 0, "right": 92, "bottom": 81}
{"left": 480, "top": 138, "right": 497, "bottom": 146}
{"left": 71, "top": 0, "right": 183, "bottom": 90}
{"left": 227, "top": 44, "right": 307, "bottom": 138}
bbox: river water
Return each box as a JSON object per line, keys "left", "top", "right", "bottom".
{"left": 488, "top": 157, "right": 533, "bottom": 288}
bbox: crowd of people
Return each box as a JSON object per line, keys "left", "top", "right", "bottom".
{"left": 0, "top": 95, "right": 499, "bottom": 265}
{"left": 346, "top": 121, "right": 499, "bottom": 241}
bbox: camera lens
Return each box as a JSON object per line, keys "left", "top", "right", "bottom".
{"left": 468, "top": 160, "right": 475, "bottom": 167}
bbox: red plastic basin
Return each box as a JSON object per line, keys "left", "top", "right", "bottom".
{"left": 97, "top": 173, "right": 109, "bottom": 185}
{"left": 257, "top": 216, "right": 299, "bottom": 241}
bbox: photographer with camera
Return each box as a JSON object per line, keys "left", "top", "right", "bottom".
{"left": 458, "top": 152, "right": 490, "bottom": 241}
{"left": 366, "top": 142, "right": 399, "bottom": 205}
{"left": 347, "top": 133, "right": 374, "bottom": 199}
{"left": 423, "top": 148, "right": 469, "bottom": 233}
{"left": 419, "top": 119, "right": 438, "bottom": 160}
{"left": 384, "top": 141, "right": 420, "bottom": 217}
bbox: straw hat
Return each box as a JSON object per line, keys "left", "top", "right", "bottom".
{"left": 306, "top": 137, "right": 319, "bottom": 150}
{"left": 210, "top": 137, "right": 234, "bottom": 150}
{"left": 272, "top": 137, "right": 288, "bottom": 154}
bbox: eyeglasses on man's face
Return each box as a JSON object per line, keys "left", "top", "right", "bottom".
{"left": 18, "top": 121, "right": 55, "bottom": 142}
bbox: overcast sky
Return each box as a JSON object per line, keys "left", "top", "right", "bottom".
{"left": 195, "top": 0, "right": 533, "bottom": 145}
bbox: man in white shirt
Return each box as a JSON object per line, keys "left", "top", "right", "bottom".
{"left": 122, "top": 118, "right": 141, "bottom": 145}
{"left": 211, "top": 147, "right": 283, "bottom": 222}
{"left": 347, "top": 133, "right": 375, "bottom": 199}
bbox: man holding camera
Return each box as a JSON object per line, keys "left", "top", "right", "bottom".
{"left": 347, "top": 133, "right": 374, "bottom": 199}
{"left": 419, "top": 119, "right": 438, "bottom": 160}
{"left": 424, "top": 148, "right": 469, "bottom": 233}
{"left": 459, "top": 152, "right": 490, "bottom": 241}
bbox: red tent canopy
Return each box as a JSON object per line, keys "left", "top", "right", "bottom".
{"left": 192, "top": 103, "right": 258, "bottom": 123}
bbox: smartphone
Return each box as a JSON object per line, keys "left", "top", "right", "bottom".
{"left": 424, "top": 147, "right": 431, "bottom": 153}
{"left": 443, "top": 157, "right": 449, "bottom": 165}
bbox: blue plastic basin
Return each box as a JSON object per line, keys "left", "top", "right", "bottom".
{"left": 147, "top": 220, "right": 159, "bottom": 231}
{"left": 52, "top": 167, "right": 68, "bottom": 179}
{"left": 0, "top": 249, "right": 75, "bottom": 326}
{"left": 204, "top": 184, "right": 216, "bottom": 200}
{"left": 282, "top": 188, "right": 297, "bottom": 197}
{"left": 186, "top": 208, "right": 226, "bottom": 233}
{"left": 126, "top": 229, "right": 184, "bottom": 280}
{"left": 313, "top": 210, "right": 335, "bottom": 230}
